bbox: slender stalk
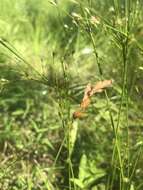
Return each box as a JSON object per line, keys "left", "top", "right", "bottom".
{"left": 79, "top": 1, "right": 133, "bottom": 188}
{"left": 0, "top": 39, "right": 47, "bottom": 82}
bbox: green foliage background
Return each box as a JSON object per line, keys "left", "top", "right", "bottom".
{"left": 0, "top": 0, "right": 143, "bottom": 189}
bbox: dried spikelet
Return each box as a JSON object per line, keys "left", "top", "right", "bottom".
{"left": 90, "top": 16, "right": 100, "bottom": 26}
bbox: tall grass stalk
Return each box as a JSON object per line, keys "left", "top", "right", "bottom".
{"left": 78, "top": 0, "right": 141, "bottom": 189}
{"left": 80, "top": 2, "right": 125, "bottom": 188}
{"left": 0, "top": 38, "right": 48, "bottom": 82}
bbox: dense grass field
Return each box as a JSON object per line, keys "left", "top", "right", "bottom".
{"left": 0, "top": 0, "right": 143, "bottom": 189}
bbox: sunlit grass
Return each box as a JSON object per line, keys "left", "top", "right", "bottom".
{"left": 0, "top": 0, "right": 143, "bottom": 190}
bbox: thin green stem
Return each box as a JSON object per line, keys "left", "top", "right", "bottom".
{"left": 0, "top": 39, "right": 47, "bottom": 82}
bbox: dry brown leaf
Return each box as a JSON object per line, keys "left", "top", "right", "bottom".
{"left": 80, "top": 97, "right": 91, "bottom": 109}
{"left": 81, "top": 79, "right": 113, "bottom": 108}
{"left": 73, "top": 111, "right": 87, "bottom": 119}
{"left": 73, "top": 79, "right": 113, "bottom": 119}
{"left": 83, "top": 83, "right": 92, "bottom": 100}
{"left": 91, "top": 79, "right": 113, "bottom": 96}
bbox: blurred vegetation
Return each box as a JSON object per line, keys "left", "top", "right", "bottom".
{"left": 0, "top": 0, "right": 143, "bottom": 189}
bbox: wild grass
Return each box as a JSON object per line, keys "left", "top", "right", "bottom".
{"left": 0, "top": 0, "right": 143, "bottom": 190}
